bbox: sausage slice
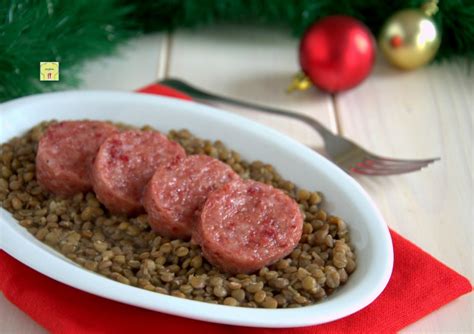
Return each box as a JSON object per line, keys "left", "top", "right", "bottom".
{"left": 36, "top": 121, "right": 119, "bottom": 196}
{"left": 194, "top": 179, "right": 303, "bottom": 274}
{"left": 143, "top": 155, "right": 239, "bottom": 239}
{"left": 91, "top": 130, "right": 186, "bottom": 215}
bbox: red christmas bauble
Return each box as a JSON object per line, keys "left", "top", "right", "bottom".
{"left": 299, "top": 16, "right": 376, "bottom": 93}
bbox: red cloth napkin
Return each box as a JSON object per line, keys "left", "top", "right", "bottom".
{"left": 0, "top": 84, "right": 471, "bottom": 333}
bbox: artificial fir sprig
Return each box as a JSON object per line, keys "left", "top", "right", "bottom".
{"left": 1, "top": 0, "right": 473, "bottom": 102}
{"left": 0, "top": 0, "right": 134, "bottom": 102}
{"left": 126, "top": 0, "right": 474, "bottom": 62}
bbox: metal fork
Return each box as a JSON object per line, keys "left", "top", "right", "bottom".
{"left": 158, "top": 78, "right": 439, "bottom": 175}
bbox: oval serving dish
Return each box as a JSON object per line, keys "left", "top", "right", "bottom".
{"left": 0, "top": 91, "right": 393, "bottom": 328}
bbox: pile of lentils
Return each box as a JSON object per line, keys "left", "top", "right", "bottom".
{"left": 0, "top": 121, "right": 356, "bottom": 309}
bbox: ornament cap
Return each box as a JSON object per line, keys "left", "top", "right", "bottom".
{"left": 287, "top": 72, "right": 312, "bottom": 93}
{"left": 421, "top": 0, "right": 439, "bottom": 16}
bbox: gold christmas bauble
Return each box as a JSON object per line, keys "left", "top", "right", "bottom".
{"left": 378, "top": 8, "right": 441, "bottom": 70}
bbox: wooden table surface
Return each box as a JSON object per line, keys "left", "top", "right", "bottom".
{"left": 1, "top": 27, "right": 472, "bottom": 333}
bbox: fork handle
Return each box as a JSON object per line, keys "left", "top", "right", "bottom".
{"left": 159, "top": 78, "right": 335, "bottom": 139}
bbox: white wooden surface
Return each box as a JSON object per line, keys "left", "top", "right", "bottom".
{"left": 1, "top": 27, "right": 472, "bottom": 333}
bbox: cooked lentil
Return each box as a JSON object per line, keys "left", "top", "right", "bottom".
{"left": 0, "top": 121, "right": 356, "bottom": 308}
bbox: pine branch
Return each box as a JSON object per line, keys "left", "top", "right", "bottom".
{"left": 127, "top": 0, "right": 474, "bottom": 62}
{"left": 0, "top": 0, "right": 135, "bottom": 102}
{"left": 1, "top": 0, "right": 473, "bottom": 102}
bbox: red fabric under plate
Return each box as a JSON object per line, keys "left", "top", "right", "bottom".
{"left": 136, "top": 84, "right": 193, "bottom": 101}
{"left": 0, "top": 84, "right": 471, "bottom": 333}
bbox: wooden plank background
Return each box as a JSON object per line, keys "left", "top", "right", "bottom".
{"left": 1, "top": 27, "right": 472, "bottom": 333}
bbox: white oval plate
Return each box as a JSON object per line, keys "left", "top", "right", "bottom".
{"left": 0, "top": 91, "right": 393, "bottom": 328}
